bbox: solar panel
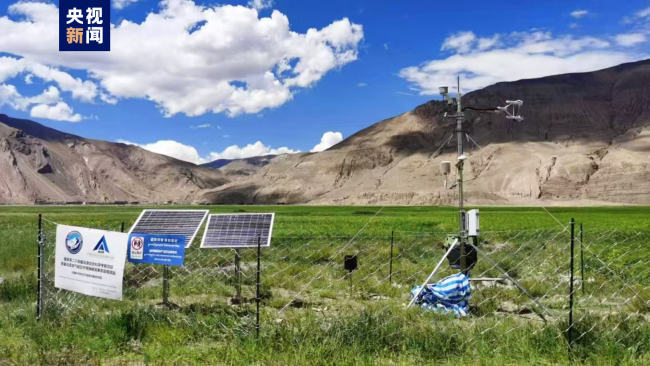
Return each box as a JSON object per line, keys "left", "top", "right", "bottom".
{"left": 200, "top": 213, "right": 275, "bottom": 248}
{"left": 128, "top": 209, "right": 209, "bottom": 248}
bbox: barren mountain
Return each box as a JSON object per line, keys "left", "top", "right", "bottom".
{"left": 1, "top": 60, "right": 649, "bottom": 205}
{"left": 198, "top": 59, "right": 650, "bottom": 205}
{"left": 0, "top": 114, "right": 228, "bottom": 204}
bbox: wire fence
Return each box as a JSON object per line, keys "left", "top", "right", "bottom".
{"left": 36, "top": 216, "right": 650, "bottom": 362}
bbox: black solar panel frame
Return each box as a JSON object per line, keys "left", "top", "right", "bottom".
{"left": 200, "top": 213, "right": 275, "bottom": 248}
{"left": 128, "top": 209, "right": 209, "bottom": 248}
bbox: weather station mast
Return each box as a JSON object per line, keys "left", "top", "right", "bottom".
{"left": 408, "top": 78, "right": 524, "bottom": 308}
{"left": 439, "top": 77, "right": 524, "bottom": 274}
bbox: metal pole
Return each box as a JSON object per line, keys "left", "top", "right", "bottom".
{"left": 580, "top": 223, "right": 584, "bottom": 295}
{"left": 568, "top": 218, "right": 576, "bottom": 355}
{"left": 163, "top": 265, "right": 170, "bottom": 306}
{"left": 121, "top": 222, "right": 125, "bottom": 233}
{"left": 37, "top": 213, "right": 43, "bottom": 321}
{"left": 235, "top": 249, "right": 241, "bottom": 300}
{"left": 256, "top": 236, "right": 261, "bottom": 341}
{"left": 456, "top": 76, "right": 467, "bottom": 274}
{"left": 389, "top": 230, "right": 394, "bottom": 284}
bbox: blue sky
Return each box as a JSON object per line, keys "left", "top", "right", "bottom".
{"left": 0, "top": 0, "right": 648, "bottom": 163}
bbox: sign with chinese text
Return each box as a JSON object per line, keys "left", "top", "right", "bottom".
{"left": 128, "top": 233, "right": 186, "bottom": 266}
{"left": 59, "top": 0, "right": 110, "bottom": 51}
{"left": 55, "top": 225, "right": 128, "bottom": 300}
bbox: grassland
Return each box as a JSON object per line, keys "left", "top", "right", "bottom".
{"left": 1, "top": 205, "right": 649, "bottom": 365}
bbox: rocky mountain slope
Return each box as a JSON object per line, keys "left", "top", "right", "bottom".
{"left": 1, "top": 59, "right": 648, "bottom": 205}
{"left": 198, "top": 59, "right": 650, "bottom": 205}
{"left": 0, "top": 114, "right": 228, "bottom": 204}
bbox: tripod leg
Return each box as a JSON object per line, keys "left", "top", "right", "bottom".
{"left": 467, "top": 243, "right": 553, "bottom": 320}
{"left": 408, "top": 239, "right": 458, "bottom": 308}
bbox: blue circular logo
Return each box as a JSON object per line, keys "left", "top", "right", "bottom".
{"left": 65, "top": 231, "right": 83, "bottom": 254}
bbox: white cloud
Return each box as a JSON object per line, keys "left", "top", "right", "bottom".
{"left": 24, "top": 74, "right": 33, "bottom": 84}
{"left": 311, "top": 131, "right": 343, "bottom": 152}
{"left": 569, "top": 23, "right": 579, "bottom": 29}
{"left": 615, "top": 33, "right": 646, "bottom": 46}
{"left": 118, "top": 139, "right": 205, "bottom": 163}
{"left": 637, "top": 7, "right": 650, "bottom": 18}
{"left": 118, "top": 139, "right": 299, "bottom": 164}
{"left": 384, "top": 43, "right": 388, "bottom": 50}
{"left": 247, "top": 0, "right": 272, "bottom": 10}
{"left": 0, "top": 0, "right": 363, "bottom": 117}
{"left": 400, "top": 30, "right": 647, "bottom": 93}
{"left": 570, "top": 10, "right": 589, "bottom": 19}
{"left": 113, "top": 0, "right": 143, "bottom": 10}
{"left": 0, "top": 84, "right": 21, "bottom": 109}
{"left": 477, "top": 35, "right": 500, "bottom": 50}
{"left": 0, "top": 84, "right": 78, "bottom": 122}
{"left": 14, "top": 85, "right": 61, "bottom": 110}
{"left": 441, "top": 31, "right": 476, "bottom": 54}
{"left": 357, "top": 83, "right": 367, "bottom": 87}
{"left": 30, "top": 102, "right": 84, "bottom": 122}
{"left": 190, "top": 123, "right": 211, "bottom": 129}
{"left": 0, "top": 57, "right": 98, "bottom": 102}
{"left": 207, "top": 141, "right": 299, "bottom": 160}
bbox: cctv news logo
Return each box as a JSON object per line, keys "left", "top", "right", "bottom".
{"left": 59, "top": 0, "right": 110, "bottom": 51}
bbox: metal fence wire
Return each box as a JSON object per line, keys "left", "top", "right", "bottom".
{"left": 36, "top": 217, "right": 650, "bottom": 362}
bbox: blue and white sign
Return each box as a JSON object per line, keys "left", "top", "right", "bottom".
{"left": 128, "top": 233, "right": 186, "bottom": 266}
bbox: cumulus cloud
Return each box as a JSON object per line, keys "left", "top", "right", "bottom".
{"left": 113, "top": 0, "right": 143, "bottom": 9}
{"left": 0, "top": 0, "right": 363, "bottom": 117}
{"left": 637, "top": 7, "right": 650, "bottom": 18}
{"left": 14, "top": 85, "right": 61, "bottom": 110}
{"left": 0, "top": 57, "right": 97, "bottom": 101}
{"left": 616, "top": 33, "right": 646, "bottom": 46}
{"left": 311, "top": 131, "right": 343, "bottom": 152}
{"left": 30, "top": 102, "right": 84, "bottom": 122}
{"left": 441, "top": 31, "right": 476, "bottom": 54}
{"left": 118, "top": 139, "right": 207, "bottom": 163}
{"left": 570, "top": 10, "right": 589, "bottom": 19}
{"left": 248, "top": 0, "right": 272, "bottom": 10}
{"left": 207, "top": 141, "right": 299, "bottom": 160}
{"left": 400, "top": 30, "right": 648, "bottom": 93}
{"left": 118, "top": 139, "right": 300, "bottom": 164}
{"left": 0, "top": 84, "right": 85, "bottom": 122}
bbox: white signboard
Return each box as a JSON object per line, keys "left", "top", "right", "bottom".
{"left": 55, "top": 225, "right": 128, "bottom": 300}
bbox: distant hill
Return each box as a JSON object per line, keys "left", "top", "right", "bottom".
{"left": 201, "top": 155, "right": 277, "bottom": 175}
{"left": 0, "top": 114, "right": 228, "bottom": 204}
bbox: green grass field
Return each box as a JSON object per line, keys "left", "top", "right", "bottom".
{"left": 1, "top": 205, "right": 649, "bottom": 365}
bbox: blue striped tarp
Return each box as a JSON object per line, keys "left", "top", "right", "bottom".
{"left": 410, "top": 273, "right": 471, "bottom": 316}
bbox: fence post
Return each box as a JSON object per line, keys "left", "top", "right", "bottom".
{"left": 256, "top": 236, "right": 261, "bottom": 341}
{"left": 568, "top": 218, "right": 575, "bottom": 356}
{"left": 235, "top": 249, "right": 241, "bottom": 300}
{"left": 580, "top": 223, "right": 584, "bottom": 295}
{"left": 36, "top": 213, "right": 43, "bottom": 321}
{"left": 389, "top": 230, "right": 394, "bottom": 285}
{"left": 163, "top": 265, "right": 170, "bottom": 306}
{"left": 121, "top": 222, "right": 125, "bottom": 233}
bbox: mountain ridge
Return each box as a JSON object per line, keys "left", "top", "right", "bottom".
{"left": 1, "top": 59, "right": 649, "bottom": 205}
